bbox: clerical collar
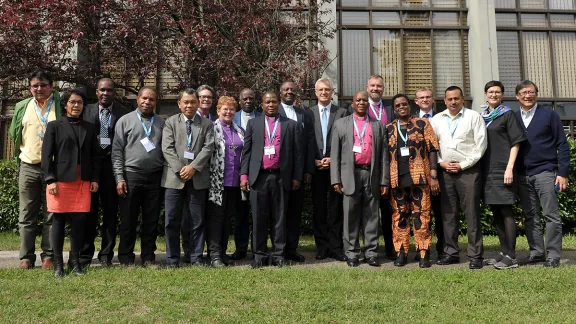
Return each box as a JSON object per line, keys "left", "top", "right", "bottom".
{"left": 281, "top": 102, "right": 293, "bottom": 110}
{"left": 242, "top": 110, "right": 253, "bottom": 116}
{"left": 368, "top": 98, "right": 382, "bottom": 107}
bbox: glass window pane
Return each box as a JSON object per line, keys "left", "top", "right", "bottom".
{"left": 402, "top": 0, "right": 431, "bottom": 7}
{"left": 373, "top": 30, "right": 403, "bottom": 96}
{"left": 502, "top": 101, "right": 521, "bottom": 112}
{"left": 433, "top": 12, "right": 460, "bottom": 25}
{"left": 403, "top": 12, "right": 430, "bottom": 25}
{"left": 556, "top": 102, "right": 576, "bottom": 117}
{"left": 495, "top": 0, "right": 517, "bottom": 8}
{"left": 549, "top": 0, "right": 574, "bottom": 9}
{"left": 432, "top": 0, "right": 460, "bottom": 7}
{"left": 521, "top": 14, "right": 548, "bottom": 27}
{"left": 433, "top": 31, "right": 464, "bottom": 98}
{"left": 523, "top": 32, "right": 554, "bottom": 97}
{"left": 372, "top": 12, "right": 401, "bottom": 25}
{"left": 342, "top": 12, "right": 370, "bottom": 25}
{"left": 497, "top": 32, "right": 522, "bottom": 97}
{"left": 520, "top": 0, "right": 547, "bottom": 8}
{"left": 341, "top": 30, "right": 371, "bottom": 97}
{"left": 403, "top": 31, "right": 433, "bottom": 95}
{"left": 496, "top": 13, "right": 519, "bottom": 27}
{"left": 550, "top": 14, "right": 576, "bottom": 27}
{"left": 372, "top": 0, "right": 400, "bottom": 6}
{"left": 552, "top": 32, "right": 576, "bottom": 98}
{"left": 341, "top": 0, "right": 368, "bottom": 6}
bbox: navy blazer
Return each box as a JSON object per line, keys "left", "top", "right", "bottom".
{"left": 233, "top": 110, "right": 261, "bottom": 129}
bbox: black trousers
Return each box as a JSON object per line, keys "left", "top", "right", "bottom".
{"left": 439, "top": 165, "right": 484, "bottom": 259}
{"left": 52, "top": 213, "right": 88, "bottom": 262}
{"left": 118, "top": 171, "right": 162, "bottom": 265}
{"left": 380, "top": 196, "right": 393, "bottom": 254}
{"left": 285, "top": 185, "right": 304, "bottom": 254}
{"left": 206, "top": 187, "right": 243, "bottom": 259}
{"left": 311, "top": 169, "right": 343, "bottom": 255}
{"left": 250, "top": 171, "right": 288, "bottom": 262}
{"left": 431, "top": 193, "right": 444, "bottom": 257}
{"left": 79, "top": 157, "right": 119, "bottom": 265}
{"left": 233, "top": 199, "right": 251, "bottom": 254}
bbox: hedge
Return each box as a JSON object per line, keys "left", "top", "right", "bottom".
{"left": 1, "top": 140, "right": 575, "bottom": 235}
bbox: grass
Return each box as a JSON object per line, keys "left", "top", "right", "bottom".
{"left": 1, "top": 265, "right": 576, "bottom": 323}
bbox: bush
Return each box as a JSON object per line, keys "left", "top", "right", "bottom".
{"left": 0, "top": 159, "right": 19, "bottom": 232}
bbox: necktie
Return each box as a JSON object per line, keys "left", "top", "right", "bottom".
{"left": 423, "top": 113, "right": 431, "bottom": 119}
{"left": 100, "top": 108, "right": 110, "bottom": 149}
{"left": 186, "top": 119, "right": 192, "bottom": 136}
{"left": 321, "top": 107, "right": 328, "bottom": 155}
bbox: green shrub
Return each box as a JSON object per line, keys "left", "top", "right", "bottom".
{"left": 0, "top": 159, "right": 19, "bottom": 232}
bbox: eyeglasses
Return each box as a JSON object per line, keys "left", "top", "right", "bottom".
{"left": 68, "top": 100, "right": 84, "bottom": 106}
{"left": 199, "top": 95, "right": 213, "bottom": 100}
{"left": 31, "top": 83, "right": 50, "bottom": 89}
{"left": 518, "top": 90, "right": 537, "bottom": 96}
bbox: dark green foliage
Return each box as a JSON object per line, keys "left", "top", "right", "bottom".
{"left": 0, "top": 159, "right": 19, "bottom": 232}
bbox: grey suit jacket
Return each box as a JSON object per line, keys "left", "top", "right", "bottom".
{"left": 161, "top": 113, "right": 215, "bottom": 190}
{"left": 240, "top": 115, "right": 303, "bottom": 191}
{"left": 330, "top": 115, "right": 389, "bottom": 197}
{"left": 308, "top": 104, "right": 348, "bottom": 160}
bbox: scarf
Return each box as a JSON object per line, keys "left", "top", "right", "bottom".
{"left": 481, "top": 104, "right": 511, "bottom": 127}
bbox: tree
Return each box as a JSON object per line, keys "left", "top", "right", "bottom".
{"left": 0, "top": 0, "right": 335, "bottom": 99}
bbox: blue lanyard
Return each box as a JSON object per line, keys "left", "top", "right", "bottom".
{"left": 34, "top": 98, "right": 54, "bottom": 127}
{"left": 353, "top": 116, "right": 369, "bottom": 146}
{"left": 370, "top": 101, "right": 382, "bottom": 121}
{"left": 136, "top": 110, "right": 154, "bottom": 138}
{"left": 397, "top": 120, "right": 408, "bottom": 147}
{"left": 445, "top": 109, "right": 464, "bottom": 138}
{"left": 265, "top": 117, "right": 279, "bottom": 145}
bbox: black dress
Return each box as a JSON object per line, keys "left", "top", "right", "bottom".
{"left": 481, "top": 110, "right": 527, "bottom": 205}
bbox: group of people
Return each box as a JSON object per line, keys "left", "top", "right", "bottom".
{"left": 9, "top": 70, "right": 569, "bottom": 278}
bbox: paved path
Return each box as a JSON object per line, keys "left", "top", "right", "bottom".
{"left": 1, "top": 250, "right": 575, "bottom": 269}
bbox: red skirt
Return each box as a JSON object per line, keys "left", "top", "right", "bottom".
{"left": 46, "top": 167, "right": 91, "bottom": 213}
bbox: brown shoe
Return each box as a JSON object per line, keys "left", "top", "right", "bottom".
{"left": 42, "top": 259, "right": 54, "bottom": 270}
{"left": 20, "top": 260, "right": 33, "bottom": 269}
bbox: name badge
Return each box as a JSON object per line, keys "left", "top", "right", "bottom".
{"left": 140, "top": 137, "right": 156, "bottom": 152}
{"left": 353, "top": 145, "right": 362, "bottom": 153}
{"left": 448, "top": 142, "right": 457, "bottom": 149}
{"left": 184, "top": 150, "right": 195, "bottom": 160}
{"left": 100, "top": 138, "right": 111, "bottom": 145}
{"left": 264, "top": 146, "right": 275, "bottom": 156}
{"left": 400, "top": 147, "right": 410, "bottom": 157}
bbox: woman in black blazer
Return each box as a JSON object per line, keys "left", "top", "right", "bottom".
{"left": 42, "top": 88, "right": 100, "bottom": 278}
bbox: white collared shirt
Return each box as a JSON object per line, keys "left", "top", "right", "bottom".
{"left": 241, "top": 111, "right": 253, "bottom": 130}
{"left": 430, "top": 107, "right": 487, "bottom": 170}
{"left": 520, "top": 103, "right": 538, "bottom": 128}
{"left": 281, "top": 103, "right": 298, "bottom": 121}
{"left": 419, "top": 109, "right": 433, "bottom": 119}
{"left": 318, "top": 103, "right": 332, "bottom": 116}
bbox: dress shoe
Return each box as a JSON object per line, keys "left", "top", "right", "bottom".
{"left": 543, "top": 258, "right": 560, "bottom": 268}
{"left": 99, "top": 258, "right": 112, "bottom": 267}
{"left": 394, "top": 253, "right": 407, "bottom": 267}
{"left": 328, "top": 252, "right": 347, "bottom": 262}
{"left": 230, "top": 251, "right": 247, "bottom": 260}
{"left": 271, "top": 259, "right": 285, "bottom": 268}
{"left": 316, "top": 251, "right": 328, "bottom": 260}
{"left": 419, "top": 252, "right": 431, "bottom": 268}
{"left": 367, "top": 256, "right": 380, "bottom": 267}
{"left": 518, "top": 254, "right": 546, "bottom": 266}
{"left": 211, "top": 258, "right": 225, "bottom": 268}
{"left": 346, "top": 258, "right": 360, "bottom": 267}
{"left": 41, "top": 258, "right": 54, "bottom": 270}
{"left": 436, "top": 256, "right": 460, "bottom": 265}
{"left": 285, "top": 252, "right": 306, "bottom": 263}
{"left": 251, "top": 260, "right": 264, "bottom": 269}
{"left": 469, "top": 258, "right": 483, "bottom": 270}
{"left": 19, "top": 260, "right": 33, "bottom": 269}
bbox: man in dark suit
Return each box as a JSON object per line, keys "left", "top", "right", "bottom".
{"left": 365, "top": 75, "right": 396, "bottom": 259}
{"left": 331, "top": 90, "right": 389, "bottom": 267}
{"left": 230, "top": 88, "right": 260, "bottom": 260}
{"left": 308, "top": 78, "right": 347, "bottom": 261}
{"left": 278, "top": 81, "right": 315, "bottom": 263}
{"left": 240, "top": 91, "right": 303, "bottom": 268}
{"left": 162, "top": 88, "right": 214, "bottom": 267}
{"left": 79, "top": 78, "right": 130, "bottom": 267}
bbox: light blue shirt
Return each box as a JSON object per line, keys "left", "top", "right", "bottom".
{"left": 419, "top": 110, "right": 434, "bottom": 119}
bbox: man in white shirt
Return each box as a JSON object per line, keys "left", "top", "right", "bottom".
{"left": 430, "top": 86, "right": 487, "bottom": 270}
{"left": 413, "top": 87, "right": 444, "bottom": 260}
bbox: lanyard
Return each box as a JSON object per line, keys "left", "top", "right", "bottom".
{"left": 397, "top": 120, "right": 408, "bottom": 147}
{"left": 370, "top": 102, "right": 382, "bottom": 121}
{"left": 136, "top": 110, "right": 154, "bottom": 138}
{"left": 353, "top": 116, "right": 369, "bottom": 146}
{"left": 265, "top": 117, "right": 279, "bottom": 146}
{"left": 34, "top": 98, "right": 54, "bottom": 128}
{"left": 445, "top": 109, "right": 464, "bottom": 138}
